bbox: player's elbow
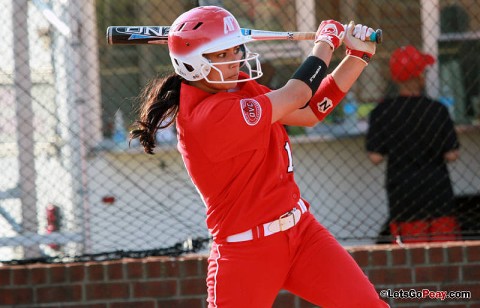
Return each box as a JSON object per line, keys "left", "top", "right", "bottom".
{"left": 283, "top": 80, "right": 313, "bottom": 107}
{"left": 303, "top": 117, "right": 318, "bottom": 127}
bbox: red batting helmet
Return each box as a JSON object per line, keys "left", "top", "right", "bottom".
{"left": 168, "top": 6, "right": 263, "bottom": 83}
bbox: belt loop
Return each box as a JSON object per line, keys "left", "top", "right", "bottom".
{"left": 252, "top": 226, "right": 259, "bottom": 240}
{"left": 258, "top": 224, "right": 265, "bottom": 238}
{"left": 298, "top": 199, "right": 307, "bottom": 213}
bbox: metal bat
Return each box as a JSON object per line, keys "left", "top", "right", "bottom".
{"left": 106, "top": 26, "right": 383, "bottom": 45}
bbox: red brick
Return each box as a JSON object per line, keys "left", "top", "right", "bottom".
{"left": 391, "top": 248, "right": 407, "bottom": 265}
{"left": 67, "top": 263, "right": 85, "bottom": 282}
{"left": 427, "top": 246, "right": 445, "bottom": 264}
{"left": 369, "top": 267, "right": 412, "bottom": 285}
{"left": 11, "top": 267, "right": 28, "bottom": 285}
{"left": 164, "top": 259, "right": 180, "bottom": 277}
{"left": 390, "top": 267, "right": 414, "bottom": 284}
{"left": 415, "top": 265, "right": 460, "bottom": 283}
{"left": 145, "top": 258, "right": 180, "bottom": 278}
{"left": 367, "top": 268, "right": 386, "bottom": 284}
{"left": 200, "top": 258, "right": 208, "bottom": 276}
{"left": 65, "top": 305, "right": 107, "bottom": 308}
{"left": 86, "top": 263, "right": 104, "bottom": 281}
{"left": 110, "top": 300, "right": 156, "bottom": 308}
{"left": 106, "top": 261, "right": 123, "bottom": 280}
{"left": 144, "top": 259, "right": 163, "bottom": 278}
{"left": 62, "top": 303, "right": 108, "bottom": 308}
{"left": 180, "top": 277, "right": 206, "bottom": 295}
{"left": 179, "top": 258, "right": 200, "bottom": 277}
{"left": 462, "top": 264, "right": 480, "bottom": 282}
{"left": 447, "top": 246, "right": 464, "bottom": 263}
{"left": 132, "top": 280, "right": 177, "bottom": 298}
{"left": 49, "top": 264, "right": 67, "bottom": 283}
{"left": 371, "top": 250, "right": 388, "bottom": 266}
{"left": 466, "top": 245, "right": 480, "bottom": 262}
{"left": 30, "top": 265, "right": 47, "bottom": 284}
{"left": 85, "top": 282, "right": 130, "bottom": 300}
{"left": 409, "top": 247, "right": 426, "bottom": 264}
{"left": 350, "top": 250, "right": 370, "bottom": 267}
{"left": 124, "top": 259, "right": 143, "bottom": 279}
{"left": 157, "top": 298, "right": 206, "bottom": 308}
{"left": 0, "top": 287, "right": 33, "bottom": 305}
{"left": 36, "top": 285, "right": 82, "bottom": 303}
{"left": 0, "top": 268, "right": 11, "bottom": 285}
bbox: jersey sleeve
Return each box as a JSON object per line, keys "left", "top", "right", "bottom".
{"left": 190, "top": 93, "right": 273, "bottom": 162}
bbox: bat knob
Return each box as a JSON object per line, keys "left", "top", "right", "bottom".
{"left": 372, "top": 29, "right": 383, "bottom": 44}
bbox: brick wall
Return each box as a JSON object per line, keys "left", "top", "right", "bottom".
{"left": 1, "top": 241, "right": 479, "bottom": 308}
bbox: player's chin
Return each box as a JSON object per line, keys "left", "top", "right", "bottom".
{"left": 221, "top": 79, "right": 239, "bottom": 89}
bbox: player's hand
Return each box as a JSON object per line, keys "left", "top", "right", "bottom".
{"left": 315, "top": 20, "right": 345, "bottom": 50}
{"left": 344, "top": 21, "right": 376, "bottom": 65}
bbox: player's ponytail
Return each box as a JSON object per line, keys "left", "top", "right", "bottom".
{"left": 130, "top": 73, "right": 183, "bottom": 154}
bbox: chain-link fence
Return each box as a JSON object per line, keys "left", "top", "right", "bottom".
{"left": 1, "top": 0, "right": 479, "bottom": 263}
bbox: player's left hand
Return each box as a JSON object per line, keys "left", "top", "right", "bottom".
{"left": 344, "top": 21, "right": 376, "bottom": 65}
{"left": 315, "top": 20, "right": 345, "bottom": 50}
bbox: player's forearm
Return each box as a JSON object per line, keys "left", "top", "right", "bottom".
{"left": 331, "top": 55, "right": 367, "bottom": 92}
{"left": 280, "top": 71, "right": 348, "bottom": 127}
{"left": 267, "top": 41, "right": 332, "bottom": 123}
{"left": 279, "top": 108, "right": 318, "bottom": 127}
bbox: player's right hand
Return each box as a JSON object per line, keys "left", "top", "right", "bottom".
{"left": 344, "top": 21, "right": 376, "bottom": 65}
{"left": 315, "top": 20, "right": 345, "bottom": 50}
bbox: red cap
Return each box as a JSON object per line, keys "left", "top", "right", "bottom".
{"left": 389, "top": 45, "right": 435, "bottom": 82}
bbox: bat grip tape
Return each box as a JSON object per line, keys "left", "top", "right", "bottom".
{"left": 291, "top": 56, "right": 328, "bottom": 94}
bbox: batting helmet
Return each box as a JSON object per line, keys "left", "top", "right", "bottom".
{"left": 168, "top": 6, "right": 263, "bottom": 83}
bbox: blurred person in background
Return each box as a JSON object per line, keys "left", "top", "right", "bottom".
{"left": 366, "top": 45, "right": 460, "bottom": 244}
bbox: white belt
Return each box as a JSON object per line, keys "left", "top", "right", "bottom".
{"left": 226, "top": 199, "right": 308, "bottom": 243}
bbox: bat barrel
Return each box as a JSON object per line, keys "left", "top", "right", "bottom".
{"left": 106, "top": 26, "right": 169, "bottom": 45}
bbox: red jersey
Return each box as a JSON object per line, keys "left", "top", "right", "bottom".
{"left": 176, "top": 72, "right": 302, "bottom": 240}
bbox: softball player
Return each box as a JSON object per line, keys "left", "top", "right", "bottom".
{"left": 131, "top": 6, "right": 389, "bottom": 308}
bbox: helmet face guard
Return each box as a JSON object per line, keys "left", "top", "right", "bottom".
{"left": 168, "top": 6, "right": 263, "bottom": 83}
{"left": 201, "top": 49, "right": 263, "bottom": 84}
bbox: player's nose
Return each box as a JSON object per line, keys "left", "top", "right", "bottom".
{"left": 227, "top": 50, "right": 242, "bottom": 64}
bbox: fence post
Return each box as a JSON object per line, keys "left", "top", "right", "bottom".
{"left": 13, "top": 0, "right": 41, "bottom": 258}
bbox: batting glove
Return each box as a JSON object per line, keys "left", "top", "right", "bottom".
{"left": 315, "top": 20, "right": 345, "bottom": 50}
{"left": 344, "top": 21, "right": 376, "bottom": 65}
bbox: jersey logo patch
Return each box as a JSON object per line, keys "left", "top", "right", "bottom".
{"left": 240, "top": 99, "right": 262, "bottom": 126}
{"left": 316, "top": 97, "right": 333, "bottom": 113}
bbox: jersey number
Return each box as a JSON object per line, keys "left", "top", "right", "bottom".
{"left": 284, "top": 142, "right": 294, "bottom": 173}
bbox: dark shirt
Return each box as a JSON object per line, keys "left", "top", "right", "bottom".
{"left": 366, "top": 96, "right": 460, "bottom": 221}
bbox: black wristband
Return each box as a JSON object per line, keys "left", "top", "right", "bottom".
{"left": 291, "top": 56, "right": 328, "bottom": 94}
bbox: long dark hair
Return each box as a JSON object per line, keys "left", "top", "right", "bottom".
{"left": 130, "top": 73, "right": 184, "bottom": 154}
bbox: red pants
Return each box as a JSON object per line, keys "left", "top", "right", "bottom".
{"left": 390, "top": 216, "right": 460, "bottom": 243}
{"left": 207, "top": 212, "right": 389, "bottom": 307}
